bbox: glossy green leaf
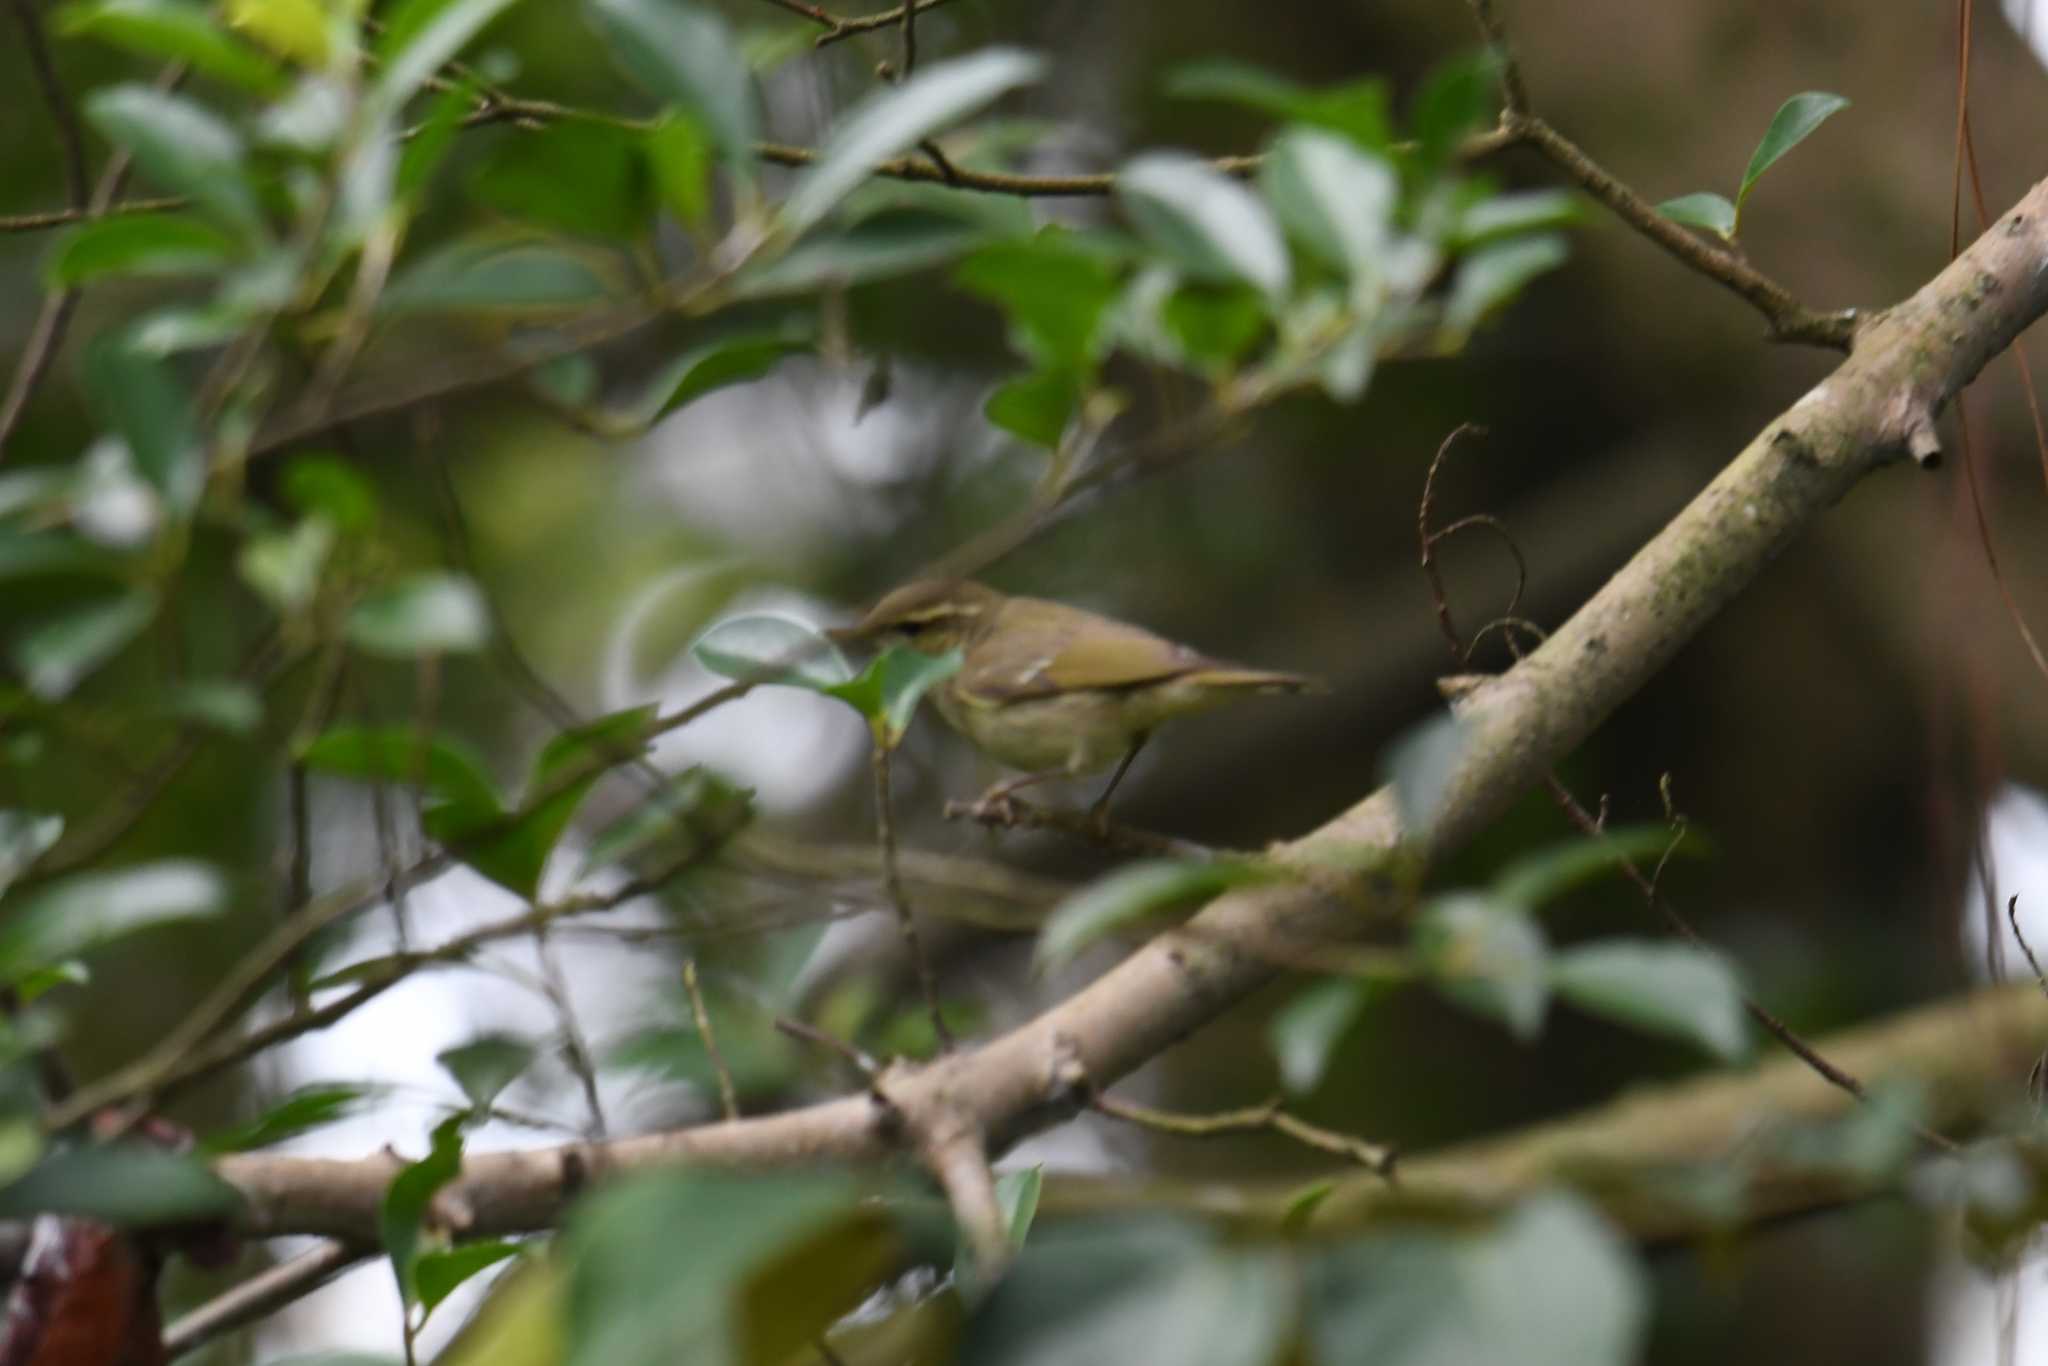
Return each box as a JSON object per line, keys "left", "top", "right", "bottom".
{"left": 417, "top": 1240, "right": 523, "bottom": 1319}
{"left": 692, "top": 614, "right": 851, "bottom": 689}
{"left": 822, "top": 644, "right": 962, "bottom": 746}
{"left": 1117, "top": 153, "right": 1290, "bottom": 299}
{"left": 381, "top": 241, "right": 613, "bottom": 315}
{"left": 44, "top": 213, "right": 241, "bottom": 287}
{"left": 472, "top": 120, "right": 652, "bottom": 240}
{"left": 12, "top": 589, "right": 156, "bottom": 699}
{"left": 1491, "top": 824, "right": 1705, "bottom": 910}
{"left": 0, "top": 812, "right": 64, "bottom": 899}
{"left": 621, "top": 332, "right": 813, "bottom": 428}
{"left": 422, "top": 793, "right": 567, "bottom": 901}
{"left": 201, "top": 1083, "right": 383, "bottom": 1153}
{"left": 284, "top": 453, "right": 378, "bottom": 533}
{"left": 370, "top": 0, "right": 523, "bottom": 118}
{"left": 1414, "top": 892, "right": 1550, "bottom": 1040}
{"left": 83, "top": 85, "right": 263, "bottom": 237}
{"left": 1737, "top": 92, "right": 1849, "bottom": 212}
{"left": 1551, "top": 940, "right": 1748, "bottom": 1060}
{"left": 0, "top": 860, "right": 225, "bottom": 984}
{"left": 1259, "top": 128, "right": 1396, "bottom": 276}
{"left": 296, "top": 725, "right": 501, "bottom": 810}
{"left": 1657, "top": 191, "right": 1736, "bottom": 238}
{"left": 0, "top": 1144, "right": 242, "bottom": 1224}
{"left": 383, "top": 1113, "right": 467, "bottom": 1306}
{"left": 1167, "top": 61, "right": 1392, "bottom": 150}
{"left": 56, "top": 0, "right": 284, "bottom": 93}
{"left": 782, "top": 48, "right": 1045, "bottom": 237}
{"left": 955, "top": 233, "right": 1123, "bottom": 368}
{"left": 1269, "top": 978, "right": 1371, "bottom": 1094}
{"left": 438, "top": 1034, "right": 536, "bottom": 1112}
{"left": 346, "top": 571, "right": 490, "bottom": 656}
{"left": 1037, "top": 859, "right": 1273, "bottom": 972}
{"left": 984, "top": 367, "right": 1081, "bottom": 448}
{"left": 586, "top": 0, "right": 757, "bottom": 168}
{"left": 646, "top": 111, "right": 715, "bottom": 229}
{"left": 84, "top": 335, "right": 204, "bottom": 511}
{"left": 1444, "top": 233, "right": 1567, "bottom": 336}
{"left": 238, "top": 515, "right": 334, "bottom": 612}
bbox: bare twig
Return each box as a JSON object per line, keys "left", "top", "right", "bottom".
{"left": 872, "top": 744, "right": 952, "bottom": 1051}
{"left": 814, "top": 0, "right": 964, "bottom": 46}
{"left": 1095, "top": 1092, "right": 1397, "bottom": 1176}
{"left": 684, "top": 959, "right": 740, "bottom": 1121}
{"left": 162, "top": 1240, "right": 362, "bottom": 1360}
{"left": 924, "top": 1122, "right": 1009, "bottom": 1275}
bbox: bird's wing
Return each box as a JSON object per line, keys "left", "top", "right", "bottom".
{"left": 959, "top": 597, "right": 1211, "bottom": 703}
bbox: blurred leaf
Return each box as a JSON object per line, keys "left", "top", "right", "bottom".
{"left": 0, "top": 812, "right": 64, "bottom": 899}
{"left": 423, "top": 793, "right": 569, "bottom": 900}
{"left": 473, "top": 121, "right": 652, "bottom": 239}
{"left": 624, "top": 331, "right": 812, "bottom": 427}
{"left": 381, "top": 241, "right": 613, "bottom": 316}
{"left": 418, "top": 1240, "right": 523, "bottom": 1320}
{"left": 158, "top": 678, "right": 264, "bottom": 733}
{"left": 1444, "top": 234, "right": 1566, "bottom": 337}
{"left": 258, "top": 72, "right": 351, "bottom": 151}
{"left": 1409, "top": 50, "right": 1500, "bottom": 169}
{"left": 15, "top": 961, "right": 88, "bottom": 1004}
{"left": 606, "top": 1016, "right": 795, "bottom": 1101}
{"left": 1259, "top": 128, "right": 1396, "bottom": 276}
{"left": 346, "top": 571, "right": 490, "bottom": 656}
{"left": 1457, "top": 190, "right": 1581, "bottom": 245}
{"left": 1414, "top": 892, "right": 1550, "bottom": 1041}
{"left": 782, "top": 48, "right": 1045, "bottom": 237}
{"left": 738, "top": 208, "right": 991, "bottom": 294}
{"left": 0, "top": 530, "right": 124, "bottom": 583}
{"left": 297, "top": 725, "right": 501, "bottom": 809}
{"left": 985, "top": 367, "right": 1081, "bottom": 449}
{"left": 0, "top": 860, "right": 225, "bottom": 984}
{"left": 1037, "top": 860, "right": 1273, "bottom": 972}
{"left": 224, "top": 0, "right": 329, "bottom": 66}
{"left": 1778, "top": 1078, "right": 1926, "bottom": 1183}
{"left": 579, "top": 769, "right": 753, "bottom": 877}
{"left": 1381, "top": 710, "right": 1465, "bottom": 835}
{"left": 646, "top": 111, "right": 715, "bottom": 229}
{"left": 56, "top": 0, "right": 284, "bottom": 93}
{"left": 12, "top": 589, "right": 157, "bottom": 700}
{"left": 530, "top": 352, "right": 600, "bottom": 410}
{"left": 284, "top": 453, "right": 379, "bottom": 533}
{"left": 823, "top": 644, "right": 962, "bottom": 746}
{"left": 370, "top": 0, "right": 522, "bottom": 118}
{"left": 1161, "top": 283, "right": 1267, "bottom": 373}
{"left": 0, "top": 1144, "right": 241, "bottom": 1224}
{"left": 1737, "top": 92, "right": 1849, "bottom": 213}
{"left": 1551, "top": 940, "right": 1748, "bottom": 1060}
{"left": 1491, "top": 825, "right": 1704, "bottom": 910}
{"left": 998, "top": 1166, "right": 1043, "bottom": 1250}
{"left": 85, "top": 334, "right": 204, "bottom": 511}
{"left": 83, "top": 85, "right": 264, "bottom": 237}
{"left": 531, "top": 704, "right": 660, "bottom": 793}
{"left": 44, "top": 213, "right": 241, "bottom": 287}
{"left": 396, "top": 74, "right": 475, "bottom": 199}
{"left": 383, "top": 1113, "right": 467, "bottom": 1306}
{"left": 1167, "top": 61, "right": 1391, "bottom": 150}
{"left": 1656, "top": 191, "right": 1736, "bottom": 238}
{"left": 1270, "top": 978, "right": 1371, "bottom": 1094}
{"left": 1307, "top": 1194, "right": 1645, "bottom": 1366}
{"left": 693, "top": 613, "right": 850, "bottom": 689}
{"left": 436, "top": 1256, "right": 566, "bottom": 1366}
{"left": 587, "top": 0, "right": 756, "bottom": 168}
{"left": 1117, "top": 153, "right": 1290, "bottom": 299}
{"left": 955, "top": 232, "right": 1123, "bottom": 368}
{"left": 201, "top": 1082, "right": 383, "bottom": 1153}
{"left": 438, "top": 1035, "right": 536, "bottom": 1112}
{"left": 238, "top": 515, "right": 334, "bottom": 612}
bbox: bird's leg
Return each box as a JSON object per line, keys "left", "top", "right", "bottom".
{"left": 973, "top": 771, "right": 1058, "bottom": 823}
{"left": 1087, "top": 733, "right": 1150, "bottom": 834}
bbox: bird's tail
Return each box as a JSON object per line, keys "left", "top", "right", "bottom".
{"left": 1189, "top": 667, "right": 1326, "bottom": 695}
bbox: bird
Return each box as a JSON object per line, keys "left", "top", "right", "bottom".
{"left": 831, "top": 579, "right": 1320, "bottom": 821}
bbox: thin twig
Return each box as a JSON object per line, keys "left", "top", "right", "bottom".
{"left": 815, "top": 0, "right": 964, "bottom": 45}
{"left": 1094, "top": 1092, "right": 1397, "bottom": 1177}
{"left": 684, "top": 959, "right": 740, "bottom": 1121}
{"left": 1463, "top": 0, "right": 1530, "bottom": 115}
{"left": 872, "top": 744, "right": 952, "bottom": 1051}
{"left": 942, "top": 795, "right": 1228, "bottom": 862}
{"left": 162, "top": 1240, "right": 362, "bottom": 1360}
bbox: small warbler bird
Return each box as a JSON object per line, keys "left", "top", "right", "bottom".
{"left": 833, "top": 579, "right": 1319, "bottom": 817}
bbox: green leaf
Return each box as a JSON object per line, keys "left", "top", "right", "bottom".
{"left": 1161, "top": 283, "right": 1267, "bottom": 373}
{"left": 1409, "top": 50, "right": 1501, "bottom": 170}
{"left": 84, "top": 85, "right": 264, "bottom": 238}
{"left": 586, "top": 0, "right": 757, "bottom": 169}
{"left": 16, "top": 961, "right": 89, "bottom": 1004}
{"left": 1444, "top": 233, "right": 1567, "bottom": 337}
{"left": 1457, "top": 189, "right": 1582, "bottom": 245}
{"left": 417, "top": 1240, "right": 523, "bottom": 1319}
{"left": 822, "top": 645, "right": 962, "bottom": 746}
{"left": 396, "top": 74, "right": 475, "bottom": 199}
{"left": 1037, "top": 859, "right": 1273, "bottom": 973}
{"left": 984, "top": 367, "right": 1081, "bottom": 449}
{"left": 1491, "top": 824, "right": 1705, "bottom": 910}
{"left": 954, "top": 233, "right": 1123, "bottom": 368}
{"left": 370, "top": 0, "right": 523, "bottom": 118}
{"left": 381, "top": 241, "right": 613, "bottom": 316}
{"left": 736, "top": 208, "right": 991, "bottom": 295}
{"left": 472, "top": 120, "right": 653, "bottom": 240}
{"left": 1307, "top": 1194, "right": 1645, "bottom": 1366}
{"left": 1167, "top": 61, "right": 1392, "bottom": 150}
{"left": 0, "top": 860, "right": 225, "bottom": 985}
{"left": 346, "top": 571, "right": 490, "bottom": 657}
{"left": 1737, "top": 92, "right": 1849, "bottom": 213}
{"left": 383, "top": 1113, "right": 467, "bottom": 1307}
{"left": 578, "top": 769, "right": 753, "bottom": 877}
{"left": 297, "top": 725, "right": 501, "bottom": 810}
{"left": 44, "top": 213, "right": 241, "bottom": 287}
{"left": 1381, "top": 709, "right": 1465, "bottom": 835}
{"left": 85, "top": 334, "right": 204, "bottom": 511}
{"left": 692, "top": 614, "right": 851, "bottom": 689}
{"left": 1551, "top": 940, "right": 1748, "bottom": 1061}
{"left": 1657, "top": 191, "right": 1736, "bottom": 238}
{"left": 422, "top": 793, "right": 567, "bottom": 901}
{"left": 1259, "top": 128, "right": 1396, "bottom": 277}
{"left": 0, "top": 530, "right": 123, "bottom": 583}
{"left": 438, "top": 1034, "right": 536, "bottom": 1112}
{"left": 622, "top": 331, "right": 812, "bottom": 428}
{"left": 0, "top": 1144, "right": 242, "bottom": 1224}
{"left": 284, "top": 453, "right": 379, "bottom": 533}
{"left": 56, "top": 0, "right": 284, "bottom": 94}
{"left": 201, "top": 1083, "right": 383, "bottom": 1153}
{"left": 646, "top": 111, "right": 715, "bottom": 229}
{"left": 0, "top": 811, "right": 65, "bottom": 899}
{"left": 1269, "top": 978, "right": 1371, "bottom": 1094}
{"left": 782, "top": 47, "right": 1046, "bottom": 237}
{"left": 224, "top": 0, "right": 331, "bottom": 66}
{"left": 158, "top": 678, "right": 264, "bottom": 733}
{"left": 997, "top": 1166, "right": 1043, "bottom": 1250}
{"left": 1414, "top": 892, "right": 1550, "bottom": 1040}
{"left": 238, "top": 515, "right": 334, "bottom": 612}
{"left": 12, "top": 589, "right": 157, "bottom": 700}
{"left": 1116, "top": 153, "right": 1290, "bottom": 299}
{"left": 531, "top": 704, "right": 661, "bottom": 794}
